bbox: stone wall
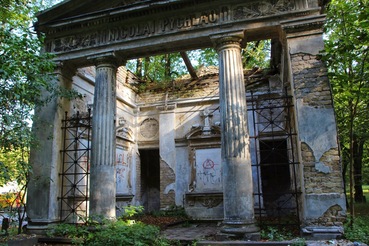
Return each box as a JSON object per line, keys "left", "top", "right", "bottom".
{"left": 291, "top": 54, "right": 332, "bottom": 107}
{"left": 290, "top": 52, "right": 346, "bottom": 227}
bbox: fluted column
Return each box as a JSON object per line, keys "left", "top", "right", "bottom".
{"left": 89, "top": 55, "right": 119, "bottom": 218}
{"left": 212, "top": 32, "right": 259, "bottom": 238}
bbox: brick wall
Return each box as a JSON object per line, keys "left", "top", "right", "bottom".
{"left": 291, "top": 53, "right": 345, "bottom": 226}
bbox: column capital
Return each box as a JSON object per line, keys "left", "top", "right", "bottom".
{"left": 87, "top": 51, "right": 125, "bottom": 68}
{"left": 210, "top": 31, "right": 244, "bottom": 52}
{"left": 54, "top": 61, "right": 76, "bottom": 81}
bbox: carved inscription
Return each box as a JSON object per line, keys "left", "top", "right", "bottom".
{"left": 49, "top": 8, "right": 227, "bottom": 53}
{"left": 46, "top": 0, "right": 297, "bottom": 53}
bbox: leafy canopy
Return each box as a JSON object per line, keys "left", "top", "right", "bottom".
{"left": 323, "top": 0, "right": 369, "bottom": 186}
{"left": 0, "top": 0, "right": 59, "bottom": 186}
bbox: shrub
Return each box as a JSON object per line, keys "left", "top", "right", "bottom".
{"left": 47, "top": 219, "right": 173, "bottom": 246}
{"left": 344, "top": 216, "right": 369, "bottom": 244}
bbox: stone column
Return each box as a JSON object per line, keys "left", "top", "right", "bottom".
{"left": 89, "top": 54, "right": 119, "bottom": 218}
{"left": 212, "top": 32, "right": 259, "bottom": 239}
{"left": 27, "top": 62, "right": 75, "bottom": 233}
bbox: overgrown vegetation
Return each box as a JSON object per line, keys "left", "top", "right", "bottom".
{"left": 47, "top": 220, "right": 174, "bottom": 246}
{"left": 45, "top": 206, "right": 182, "bottom": 246}
{"left": 344, "top": 216, "right": 369, "bottom": 244}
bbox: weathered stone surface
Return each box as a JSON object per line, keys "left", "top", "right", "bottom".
{"left": 89, "top": 57, "right": 118, "bottom": 218}
{"left": 213, "top": 32, "right": 258, "bottom": 235}
{"left": 27, "top": 0, "right": 345, "bottom": 239}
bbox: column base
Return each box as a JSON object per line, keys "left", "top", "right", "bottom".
{"left": 221, "top": 220, "right": 260, "bottom": 240}
{"left": 26, "top": 220, "right": 58, "bottom": 235}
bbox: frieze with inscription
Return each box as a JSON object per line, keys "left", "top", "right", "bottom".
{"left": 45, "top": 0, "right": 298, "bottom": 54}
{"left": 47, "top": 8, "right": 227, "bottom": 53}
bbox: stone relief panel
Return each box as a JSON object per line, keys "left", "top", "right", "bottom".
{"left": 117, "top": 116, "right": 134, "bottom": 142}
{"left": 116, "top": 147, "right": 132, "bottom": 194}
{"left": 233, "top": 0, "right": 296, "bottom": 20}
{"left": 140, "top": 117, "right": 159, "bottom": 139}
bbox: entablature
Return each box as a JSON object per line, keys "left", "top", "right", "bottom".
{"left": 37, "top": 0, "right": 326, "bottom": 66}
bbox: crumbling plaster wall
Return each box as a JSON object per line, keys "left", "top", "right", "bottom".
{"left": 137, "top": 77, "right": 221, "bottom": 210}
{"left": 287, "top": 32, "right": 346, "bottom": 227}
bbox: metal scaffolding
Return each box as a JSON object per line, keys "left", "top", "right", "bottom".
{"left": 248, "top": 90, "right": 301, "bottom": 230}
{"left": 59, "top": 110, "right": 91, "bottom": 223}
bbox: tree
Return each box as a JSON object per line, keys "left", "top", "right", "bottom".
{"left": 0, "top": 0, "right": 70, "bottom": 233}
{"left": 323, "top": 0, "right": 369, "bottom": 210}
{"left": 0, "top": 0, "right": 56, "bottom": 182}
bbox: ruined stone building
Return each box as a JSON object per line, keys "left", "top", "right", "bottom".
{"left": 27, "top": 0, "right": 346, "bottom": 239}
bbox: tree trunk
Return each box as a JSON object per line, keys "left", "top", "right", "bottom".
{"left": 353, "top": 134, "right": 365, "bottom": 203}
{"left": 180, "top": 51, "right": 198, "bottom": 80}
{"left": 144, "top": 57, "right": 150, "bottom": 81}
{"left": 136, "top": 58, "right": 143, "bottom": 79}
{"left": 164, "top": 54, "right": 171, "bottom": 80}
{"left": 341, "top": 145, "right": 349, "bottom": 207}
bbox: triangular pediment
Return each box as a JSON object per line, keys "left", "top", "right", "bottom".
{"left": 37, "top": 0, "right": 151, "bottom": 26}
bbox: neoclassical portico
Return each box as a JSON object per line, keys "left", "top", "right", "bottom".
{"left": 27, "top": 0, "right": 346, "bottom": 240}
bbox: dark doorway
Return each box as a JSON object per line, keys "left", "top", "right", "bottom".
{"left": 139, "top": 149, "right": 160, "bottom": 212}
{"left": 259, "top": 139, "right": 291, "bottom": 215}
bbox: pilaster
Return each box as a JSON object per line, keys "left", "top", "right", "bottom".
{"left": 27, "top": 62, "right": 75, "bottom": 232}
{"left": 212, "top": 32, "right": 259, "bottom": 239}
{"left": 282, "top": 17, "right": 346, "bottom": 239}
{"left": 157, "top": 103, "right": 177, "bottom": 209}
{"left": 88, "top": 53, "right": 121, "bottom": 218}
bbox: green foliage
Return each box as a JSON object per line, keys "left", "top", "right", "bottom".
{"left": 0, "top": 0, "right": 55, "bottom": 187}
{"left": 47, "top": 220, "right": 173, "bottom": 246}
{"left": 0, "top": 0, "right": 81, "bottom": 234}
{"left": 344, "top": 216, "right": 369, "bottom": 244}
{"left": 0, "top": 0, "right": 82, "bottom": 187}
{"left": 188, "top": 48, "right": 218, "bottom": 68}
{"left": 47, "top": 223, "right": 89, "bottom": 245}
{"left": 242, "top": 40, "right": 271, "bottom": 69}
{"left": 121, "top": 205, "right": 144, "bottom": 219}
{"left": 323, "top": 0, "right": 369, "bottom": 200}
{"left": 260, "top": 226, "right": 293, "bottom": 241}
{"left": 126, "top": 41, "right": 270, "bottom": 89}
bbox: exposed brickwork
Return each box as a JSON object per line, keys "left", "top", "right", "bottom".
{"left": 291, "top": 54, "right": 333, "bottom": 108}
{"left": 160, "top": 159, "right": 176, "bottom": 209}
{"left": 292, "top": 53, "right": 346, "bottom": 226}
{"left": 302, "top": 143, "right": 344, "bottom": 195}
{"left": 305, "top": 205, "right": 346, "bottom": 227}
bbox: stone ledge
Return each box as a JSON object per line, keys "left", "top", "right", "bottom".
{"left": 302, "top": 226, "right": 344, "bottom": 240}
